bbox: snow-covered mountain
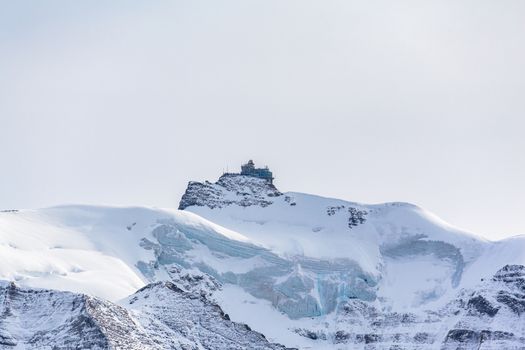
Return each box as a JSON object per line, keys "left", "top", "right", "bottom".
{"left": 181, "top": 173, "right": 525, "bottom": 308}
{"left": 1, "top": 165, "right": 524, "bottom": 349}
{"left": 177, "top": 171, "right": 525, "bottom": 348}
{"left": 0, "top": 279, "right": 289, "bottom": 349}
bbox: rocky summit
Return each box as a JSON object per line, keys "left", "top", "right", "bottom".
{"left": 179, "top": 173, "right": 282, "bottom": 210}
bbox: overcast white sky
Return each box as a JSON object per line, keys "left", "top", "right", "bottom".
{"left": 1, "top": 0, "right": 524, "bottom": 240}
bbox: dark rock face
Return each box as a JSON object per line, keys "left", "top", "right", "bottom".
{"left": 467, "top": 295, "right": 499, "bottom": 317}
{"left": 444, "top": 329, "right": 480, "bottom": 344}
{"left": 493, "top": 264, "right": 525, "bottom": 280}
{"left": 347, "top": 207, "right": 368, "bottom": 228}
{"left": 334, "top": 330, "right": 351, "bottom": 343}
{"left": 294, "top": 329, "right": 327, "bottom": 341}
{"left": 493, "top": 264, "right": 525, "bottom": 316}
{"left": 413, "top": 332, "right": 431, "bottom": 343}
{"left": 179, "top": 174, "right": 282, "bottom": 210}
{"left": 326, "top": 205, "right": 368, "bottom": 229}
{"left": 493, "top": 264, "right": 525, "bottom": 291}
{"left": 443, "top": 329, "right": 518, "bottom": 349}
{"left": 496, "top": 291, "right": 525, "bottom": 315}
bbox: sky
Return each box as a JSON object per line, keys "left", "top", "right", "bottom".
{"left": 0, "top": 0, "right": 524, "bottom": 240}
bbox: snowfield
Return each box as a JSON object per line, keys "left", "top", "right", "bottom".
{"left": 1, "top": 173, "right": 524, "bottom": 349}
{"left": 0, "top": 205, "right": 253, "bottom": 301}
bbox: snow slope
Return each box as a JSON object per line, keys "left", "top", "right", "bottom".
{"left": 1, "top": 173, "right": 524, "bottom": 349}
{"left": 182, "top": 175, "right": 525, "bottom": 309}
{"left": 0, "top": 205, "right": 249, "bottom": 301}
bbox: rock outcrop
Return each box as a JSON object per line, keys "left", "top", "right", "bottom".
{"left": 179, "top": 174, "right": 282, "bottom": 210}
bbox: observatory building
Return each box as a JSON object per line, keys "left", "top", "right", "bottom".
{"left": 239, "top": 160, "right": 274, "bottom": 184}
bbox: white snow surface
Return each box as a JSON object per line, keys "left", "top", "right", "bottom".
{"left": 1, "top": 179, "right": 525, "bottom": 348}
{"left": 1, "top": 197, "right": 524, "bottom": 306}
{"left": 0, "top": 205, "right": 249, "bottom": 301}
{"left": 185, "top": 189, "right": 524, "bottom": 304}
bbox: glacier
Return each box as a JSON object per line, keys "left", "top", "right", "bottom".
{"left": 1, "top": 172, "right": 524, "bottom": 349}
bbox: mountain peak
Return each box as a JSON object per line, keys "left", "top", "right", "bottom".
{"left": 179, "top": 162, "right": 282, "bottom": 210}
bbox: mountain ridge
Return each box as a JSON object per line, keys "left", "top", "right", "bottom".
{"left": 1, "top": 171, "right": 524, "bottom": 348}
{"left": 0, "top": 279, "right": 292, "bottom": 349}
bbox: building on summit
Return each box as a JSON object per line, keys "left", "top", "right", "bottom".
{"left": 239, "top": 160, "right": 274, "bottom": 184}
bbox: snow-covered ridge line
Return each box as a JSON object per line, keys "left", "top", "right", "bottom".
{"left": 0, "top": 279, "right": 291, "bottom": 349}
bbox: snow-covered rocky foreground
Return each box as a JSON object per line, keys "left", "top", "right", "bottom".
{"left": 1, "top": 172, "right": 525, "bottom": 349}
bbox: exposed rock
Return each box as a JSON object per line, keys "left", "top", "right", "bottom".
{"left": 0, "top": 281, "right": 152, "bottom": 349}
{"left": 294, "top": 265, "right": 525, "bottom": 349}
{"left": 492, "top": 264, "right": 525, "bottom": 291}
{"left": 444, "top": 329, "right": 480, "bottom": 344}
{"left": 496, "top": 291, "right": 525, "bottom": 315}
{"left": 326, "top": 205, "right": 368, "bottom": 229}
{"left": 466, "top": 295, "right": 499, "bottom": 317}
{"left": 348, "top": 207, "right": 368, "bottom": 228}
{"left": 179, "top": 174, "right": 282, "bottom": 210}
{"left": 493, "top": 265, "right": 525, "bottom": 316}
{"left": 0, "top": 281, "right": 291, "bottom": 350}
{"left": 125, "top": 281, "right": 291, "bottom": 350}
